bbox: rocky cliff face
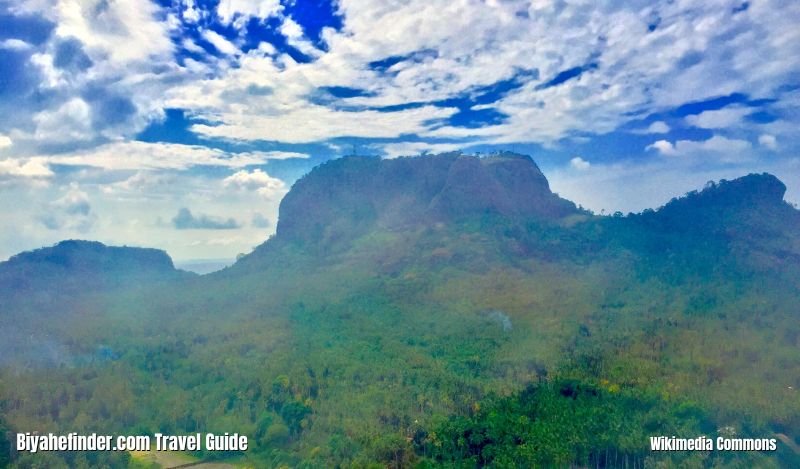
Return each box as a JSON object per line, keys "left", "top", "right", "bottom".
{"left": 275, "top": 152, "right": 579, "bottom": 246}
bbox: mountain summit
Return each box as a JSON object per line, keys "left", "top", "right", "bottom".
{"left": 275, "top": 152, "right": 579, "bottom": 246}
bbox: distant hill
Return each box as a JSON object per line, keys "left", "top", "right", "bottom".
{"left": 175, "top": 258, "right": 235, "bottom": 275}
{"left": 0, "top": 240, "right": 190, "bottom": 298}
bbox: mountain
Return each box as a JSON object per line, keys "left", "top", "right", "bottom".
{"left": 0, "top": 240, "right": 188, "bottom": 294}
{"left": 0, "top": 240, "right": 191, "bottom": 374}
{"left": 1, "top": 154, "right": 799, "bottom": 468}
{"left": 274, "top": 152, "right": 579, "bottom": 247}
{"left": 636, "top": 172, "right": 795, "bottom": 231}
{"left": 613, "top": 173, "right": 800, "bottom": 278}
{"left": 0, "top": 239, "right": 192, "bottom": 324}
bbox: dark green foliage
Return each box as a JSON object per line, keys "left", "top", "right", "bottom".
{"left": 418, "top": 379, "right": 712, "bottom": 467}
{"left": 418, "top": 379, "right": 788, "bottom": 468}
{"left": 0, "top": 417, "right": 11, "bottom": 467}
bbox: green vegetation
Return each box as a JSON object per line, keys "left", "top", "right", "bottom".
{"left": 1, "top": 154, "right": 799, "bottom": 467}
{"left": 419, "top": 379, "right": 708, "bottom": 468}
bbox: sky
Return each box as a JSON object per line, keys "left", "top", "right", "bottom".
{"left": 0, "top": 0, "right": 799, "bottom": 262}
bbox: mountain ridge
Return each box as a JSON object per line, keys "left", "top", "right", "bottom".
{"left": 0, "top": 240, "right": 190, "bottom": 296}
{"left": 1, "top": 154, "right": 795, "bottom": 278}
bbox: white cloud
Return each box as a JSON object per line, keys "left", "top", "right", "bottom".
{"left": 647, "top": 136, "right": 753, "bottom": 162}
{"left": 3, "top": 0, "right": 182, "bottom": 147}
{"left": 258, "top": 151, "right": 309, "bottom": 160}
{"left": 41, "top": 183, "right": 96, "bottom": 232}
{"left": 45, "top": 0, "right": 174, "bottom": 65}
{"left": 0, "top": 134, "right": 12, "bottom": 149}
{"left": 677, "top": 136, "right": 752, "bottom": 155}
{"left": 279, "top": 17, "right": 320, "bottom": 57}
{"left": 279, "top": 16, "right": 303, "bottom": 39}
{"left": 0, "top": 158, "right": 53, "bottom": 179}
{"left": 646, "top": 140, "right": 676, "bottom": 156}
{"left": 570, "top": 157, "right": 591, "bottom": 171}
{"left": 685, "top": 106, "right": 751, "bottom": 129}
{"left": 202, "top": 30, "right": 240, "bottom": 56}
{"left": 380, "top": 142, "right": 462, "bottom": 159}
{"left": 42, "top": 141, "right": 286, "bottom": 171}
{"left": 104, "top": 171, "right": 174, "bottom": 194}
{"left": 0, "top": 38, "right": 32, "bottom": 50}
{"left": 188, "top": 104, "right": 457, "bottom": 143}
{"left": 53, "top": 183, "right": 91, "bottom": 214}
{"left": 759, "top": 134, "right": 777, "bottom": 150}
{"left": 632, "top": 121, "right": 670, "bottom": 134}
{"left": 33, "top": 98, "right": 93, "bottom": 142}
{"left": 182, "top": 0, "right": 201, "bottom": 23}
{"left": 182, "top": 38, "right": 205, "bottom": 54}
{"left": 223, "top": 168, "right": 286, "bottom": 198}
{"left": 216, "top": 0, "right": 282, "bottom": 25}
{"left": 154, "top": 0, "right": 800, "bottom": 149}
{"left": 5, "top": 0, "right": 799, "bottom": 152}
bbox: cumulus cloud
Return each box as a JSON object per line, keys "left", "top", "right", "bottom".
{"left": 646, "top": 140, "right": 676, "bottom": 156}
{"left": 44, "top": 0, "right": 174, "bottom": 65}
{"left": 2, "top": 0, "right": 179, "bottom": 147}
{"left": 279, "top": 16, "right": 320, "bottom": 57}
{"left": 647, "top": 136, "right": 753, "bottom": 162}
{"left": 0, "top": 158, "right": 53, "bottom": 179}
{"left": 223, "top": 169, "right": 286, "bottom": 198}
{"left": 380, "top": 142, "right": 462, "bottom": 159}
{"left": 685, "top": 106, "right": 751, "bottom": 129}
{"left": 182, "top": 0, "right": 202, "bottom": 23}
{"left": 632, "top": 121, "right": 670, "bottom": 134}
{"left": 40, "top": 183, "right": 96, "bottom": 232}
{"left": 759, "top": 134, "right": 777, "bottom": 150}
{"left": 103, "top": 171, "right": 175, "bottom": 194}
{"left": 172, "top": 207, "right": 241, "bottom": 230}
{"left": 0, "top": 134, "right": 12, "bottom": 149}
{"left": 570, "top": 157, "right": 591, "bottom": 171}
{"left": 33, "top": 98, "right": 93, "bottom": 142}
{"left": 216, "top": 0, "right": 282, "bottom": 26}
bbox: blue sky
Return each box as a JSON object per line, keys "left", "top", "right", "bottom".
{"left": 0, "top": 0, "right": 799, "bottom": 261}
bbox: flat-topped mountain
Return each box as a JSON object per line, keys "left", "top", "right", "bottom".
{"left": 275, "top": 152, "right": 580, "bottom": 246}
{"left": 0, "top": 240, "right": 188, "bottom": 295}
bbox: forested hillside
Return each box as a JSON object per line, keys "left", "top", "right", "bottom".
{"left": 1, "top": 153, "right": 798, "bottom": 468}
